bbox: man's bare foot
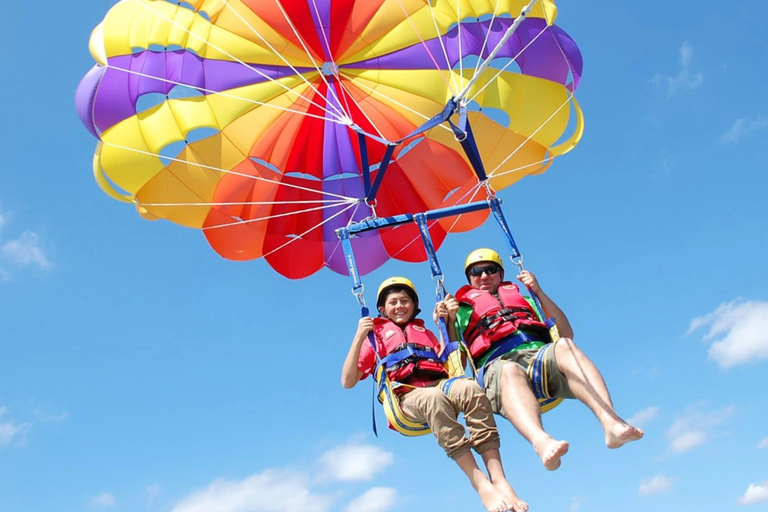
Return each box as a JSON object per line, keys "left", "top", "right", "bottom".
{"left": 476, "top": 480, "right": 510, "bottom": 512}
{"left": 535, "top": 438, "right": 569, "bottom": 471}
{"left": 606, "top": 423, "right": 644, "bottom": 449}
{"left": 493, "top": 480, "right": 529, "bottom": 512}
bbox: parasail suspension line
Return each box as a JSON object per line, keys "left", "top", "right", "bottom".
{"left": 488, "top": 197, "right": 550, "bottom": 326}
{"left": 366, "top": 144, "right": 397, "bottom": 203}
{"left": 447, "top": 102, "right": 487, "bottom": 182}
{"left": 414, "top": 214, "right": 452, "bottom": 352}
{"left": 454, "top": 0, "right": 542, "bottom": 104}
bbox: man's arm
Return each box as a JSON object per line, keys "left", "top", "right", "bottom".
{"left": 341, "top": 317, "right": 373, "bottom": 388}
{"left": 518, "top": 270, "right": 574, "bottom": 339}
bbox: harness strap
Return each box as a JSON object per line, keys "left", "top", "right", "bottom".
{"left": 526, "top": 342, "right": 563, "bottom": 412}
{"left": 378, "top": 344, "right": 442, "bottom": 372}
{"left": 475, "top": 329, "right": 550, "bottom": 389}
{"left": 465, "top": 307, "right": 533, "bottom": 341}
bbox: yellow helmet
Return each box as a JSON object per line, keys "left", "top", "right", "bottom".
{"left": 464, "top": 248, "right": 504, "bottom": 279}
{"left": 377, "top": 276, "right": 419, "bottom": 308}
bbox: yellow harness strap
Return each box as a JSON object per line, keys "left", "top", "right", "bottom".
{"left": 375, "top": 342, "right": 475, "bottom": 437}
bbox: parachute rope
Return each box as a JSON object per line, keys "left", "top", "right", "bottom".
{"left": 129, "top": 0, "right": 348, "bottom": 123}
{"left": 103, "top": 64, "right": 339, "bottom": 124}
{"left": 395, "top": 0, "right": 459, "bottom": 96}
{"left": 455, "top": 0, "right": 541, "bottom": 102}
{"left": 200, "top": 201, "right": 357, "bottom": 231}
{"left": 336, "top": 70, "right": 454, "bottom": 139}
{"left": 467, "top": 0, "right": 503, "bottom": 85}
{"left": 231, "top": 0, "right": 349, "bottom": 120}
{"left": 256, "top": 200, "right": 360, "bottom": 259}
{"left": 467, "top": 19, "right": 551, "bottom": 104}
{"left": 101, "top": 141, "right": 358, "bottom": 202}
{"left": 488, "top": 91, "right": 577, "bottom": 178}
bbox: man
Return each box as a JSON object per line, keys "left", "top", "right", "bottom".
{"left": 455, "top": 249, "right": 643, "bottom": 471}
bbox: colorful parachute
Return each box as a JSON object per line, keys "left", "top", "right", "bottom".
{"left": 76, "top": 0, "right": 583, "bottom": 279}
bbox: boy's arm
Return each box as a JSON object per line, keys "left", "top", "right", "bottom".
{"left": 518, "top": 270, "right": 574, "bottom": 339}
{"left": 341, "top": 317, "right": 374, "bottom": 388}
{"left": 433, "top": 294, "right": 460, "bottom": 342}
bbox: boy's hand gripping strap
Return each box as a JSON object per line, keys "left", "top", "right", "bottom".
{"left": 414, "top": 214, "right": 474, "bottom": 378}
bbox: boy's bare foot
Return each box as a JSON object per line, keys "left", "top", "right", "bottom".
{"left": 493, "top": 480, "right": 529, "bottom": 512}
{"left": 606, "top": 423, "right": 644, "bottom": 449}
{"left": 477, "top": 480, "right": 510, "bottom": 512}
{"left": 535, "top": 438, "right": 569, "bottom": 470}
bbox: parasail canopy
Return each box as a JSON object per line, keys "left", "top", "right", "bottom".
{"left": 76, "top": 0, "right": 583, "bottom": 279}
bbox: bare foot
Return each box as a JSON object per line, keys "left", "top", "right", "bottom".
{"left": 606, "top": 423, "right": 644, "bottom": 449}
{"left": 476, "top": 480, "right": 510, "bottom": 512}
{"left": 535, "top": 438, "right": 569, "bottom": 471}
{"left": 493, "top": 480, "right": 529, "bottom": 512}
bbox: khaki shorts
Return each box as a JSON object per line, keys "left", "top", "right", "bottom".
{"left": 483, "top": 341, "right": 574, "bottom": 416}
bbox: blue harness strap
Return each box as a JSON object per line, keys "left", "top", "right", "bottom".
{"left": 475, "top": 335, "right": 563, "bottom": 412}
{"left": 526, "top": 342, "right": 563, "bottom": 411}
{"left": 354, "top": 97, "right": 489, "bottom": 205}
{"left": 440, "top": 376, "right": 468, "bottom": 396}
{"left": 475, "top": 332, "right": 526, "bottom": 389}
{"left": 378, "top": 345, "right": 442, "bottom": 369}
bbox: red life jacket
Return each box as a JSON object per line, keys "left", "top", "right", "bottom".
{"left": 456, "top": 282, "right": 550, "bottom": 359}
{"left": 372, "top": 318, "right": 449, "bottom": 384}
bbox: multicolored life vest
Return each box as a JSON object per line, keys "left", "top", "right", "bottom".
{"left": 372, "top": 318, "right": 450, "bottom": 384}
{"left": 456, "top": 282, "right": 551, "bottom": 359}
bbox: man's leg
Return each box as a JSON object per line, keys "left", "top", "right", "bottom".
{"left": 497, "top": 362, "right": 569, "bottom": 470}
{"left": 553, "top": 338, "right": 643, "bottom": 448}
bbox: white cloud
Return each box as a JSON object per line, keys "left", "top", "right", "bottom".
{"left": 738, "top": 481, "right": 768, "bottom": 505}
{"left": 33, "top": 406, "right": 69, "bottom": 423}
{"left": 669, "top": 431, "right": 707, "bottom": 453}
{"left": 146, "top": 485, "right": 161, "bottom": 507}
{"left": 666, "top": 406, "right": 734, "bottom": 454}
{"left": 689, "top": 300, "right": 768, "bottom": 369}
{"left": 719, "top": 116, "right": 768, "bottom": 145}
{"left": 0, "top": 407, "right": 31, "bottom": 447}
{"left": 88, "top": 492, "right": 117, "bottom": 509}
{"left": 638, "top": 475, "right": 673, "bottom": 495}
{"left": 318, "top": 443, "right": 394, "bottom": 482}
{"left": 1, "top": 231, "right": 51, "bottom": 270}
{"left": 628, "top": 406, "right": 660, "bottom": 428}
{"left": 344, "top": 487, "right": 397, "bottom": 512}
{"left": 0, "top": 421, "right": 29, "bottom": 446}
{"left": 651, "top": 41, "right": 703, "bottom": 97}
{"left": 758, "top": 438, "right": 768, "bottom": 449}
{"left": 569, "top": 496, "right": 587, "bottom": 511}
{"left": 172, "top": 470, "right": 335, "bottom": 512}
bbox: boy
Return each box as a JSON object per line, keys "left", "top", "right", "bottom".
{"left": 341, "top": 277, "right": 527, "bottom": 512}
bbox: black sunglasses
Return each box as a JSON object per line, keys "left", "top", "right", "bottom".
{"left": 467, "top": 264, "right": 502, "bottom": 277}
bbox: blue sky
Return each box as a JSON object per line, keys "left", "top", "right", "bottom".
{"left": 2, "top": 1, "right": 768, "bottom": 512}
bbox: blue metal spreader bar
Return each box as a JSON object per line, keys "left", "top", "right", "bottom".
{"left": 336, "top": 199, "right": 497, "bottom": 301}
{"left": 343, "top": 200, "right": 491, "bottom": 237}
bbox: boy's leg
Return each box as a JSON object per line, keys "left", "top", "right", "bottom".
{"left": 444, "top": 379, "right": 499, "bottom": 450}
{"left": 479, "top": 448, "right": 528, "bottom": 512}
{"left": 453, "top": 450, "right": 511, "bottom": 512}
{"left": 399, "top": 386, "right": 471, "bottom": 458}
{"left": 400, "top": 386, "right": 508, "bottom": 512}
